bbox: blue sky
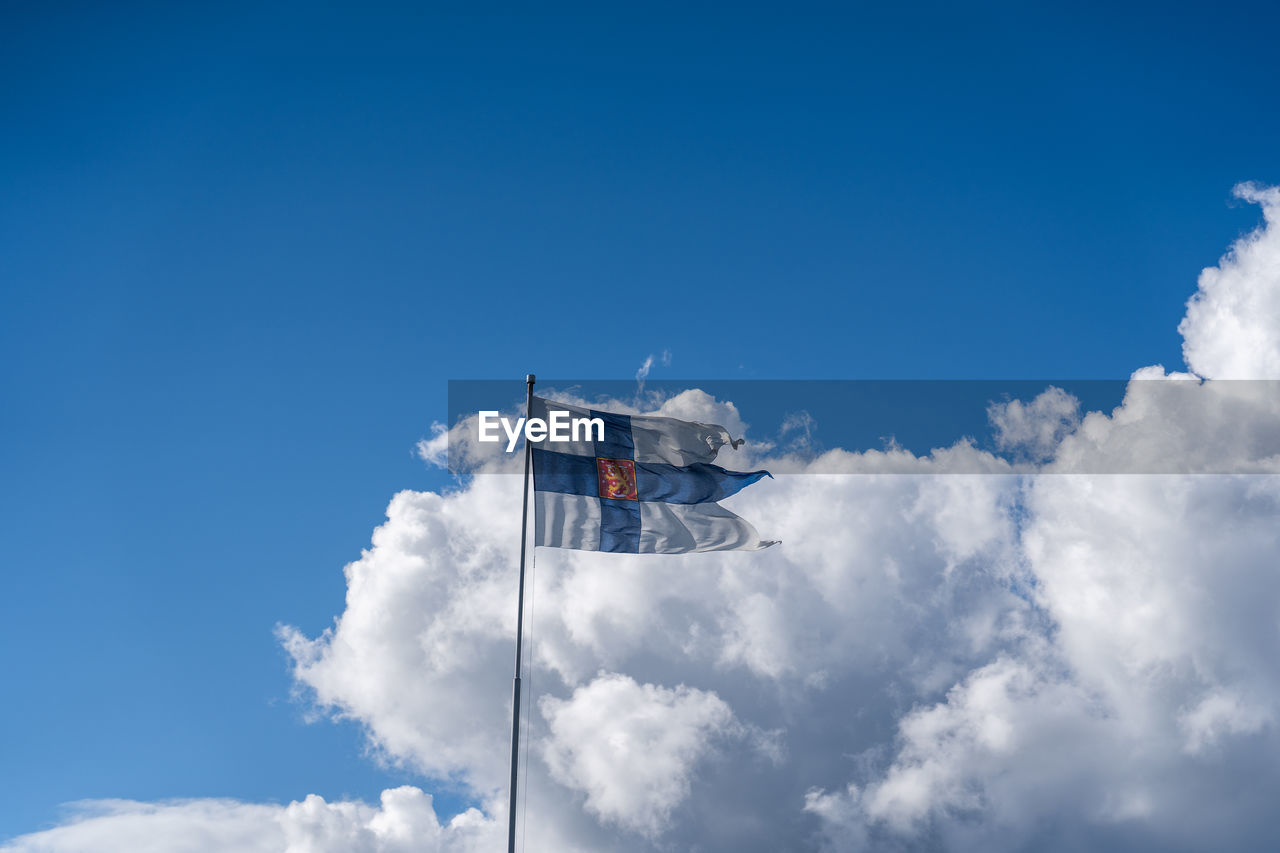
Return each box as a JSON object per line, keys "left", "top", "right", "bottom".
{"left": 2, "top": 1, "right": 1278, "bottom": 842}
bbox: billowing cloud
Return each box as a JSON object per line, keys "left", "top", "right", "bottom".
{"left": 540, "top": 673, "right": 737, "bottom": 835}
{"left": 0, "top": 788, "right": 501, "bottom": 853}
{"left": 1180, "top": 183, "right": 1280, "bottom": 379}
{"left": 277, "top": 480, "right": 526, "bottom": 793}
{"left": 8, "top": 188, "right": 1280, "bottom": 852}
{"left": 989, "top": 385, "right": 1081, "bottom": 462}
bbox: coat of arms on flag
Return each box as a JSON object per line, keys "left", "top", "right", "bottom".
{"left": 528, "top": 395, "right": 777, "bottom": 553}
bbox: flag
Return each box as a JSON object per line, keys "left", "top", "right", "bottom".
{"left": 530, "top": 396, "right": 777, "bottom": 553}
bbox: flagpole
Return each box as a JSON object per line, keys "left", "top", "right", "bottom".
{"left": 507, "top": 373, "right": 535, "bottom": 853}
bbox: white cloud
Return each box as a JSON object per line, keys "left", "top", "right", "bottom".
{"left": 11, "top": 187, "right": 1280, "bottom": 851}
{"left": 540, "top": 673, "right": 737, "bottom": 835}
{"left": 1179, "top": 689, "right": 1273, "bottom": 755}
{"left": 797, "top": 188, "right": 1280, "bottom": 850}
{"left": 414, "top": 422, "right": 450, "bottom": 468}
{"left": 268, "top": 433, "right": 1031, "bottom": 848}
{"left": 1048, "top": 371, "right": 1280, "bottom": 474}
{"left": 276, "top": 480, "right": 527, "bottom": 794}
{"left": 1180, "top": 183, "right": 1280, "bottom": 379}
{"left": 635, "top": 349, "right": 672, "bottom": 392}
{"left": 988, "top": 386, "right": 1081, "bottom": 462}
{"left": 0, "top": 788, "right": 501, "bottom": 853}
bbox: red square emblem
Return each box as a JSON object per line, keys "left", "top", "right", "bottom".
{"left": 597, "top": 457, "right": 638, "bottom": 501}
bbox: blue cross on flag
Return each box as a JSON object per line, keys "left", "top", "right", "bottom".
{"left": 530, "top": 396, "right": 778, "bottom": 553}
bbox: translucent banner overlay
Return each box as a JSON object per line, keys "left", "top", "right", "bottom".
{"left": 443, "top": 379, "right": 1280, "bottom": 475}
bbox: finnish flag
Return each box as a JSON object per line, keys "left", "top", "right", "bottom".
{"left": 530, "top": 396, "right": 777, "bottom": 553}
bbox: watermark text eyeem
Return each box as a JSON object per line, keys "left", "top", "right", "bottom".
{"left": 477, "top": 411, "right": 605, "bottom": 452}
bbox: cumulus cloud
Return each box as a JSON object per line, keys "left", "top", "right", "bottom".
{"left": 988, "top": 385, "right": 1081, "bottom": 462}
{"left": 540, "top": 673, "right": 737, "bottom": 835}
{"left": 273, "top": 388, "right": 1030, "bottom": 850}
{"left": 277, "top": 478, "right": 528, "bottom": 793}
{"left": 1180, "top": 183, "right": 1280, "bottom": 379}
{"left": 414, "top": 422, "right": 450, "bottom": 468}
{"left": 0, "top": 788, "right": 501, "bottom": 853}
{"left": 1046, "top": 372, "right": 1280, "bottom": 474}
{"left": 10, "top": 187, "right": 1280, "bottom": 852}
